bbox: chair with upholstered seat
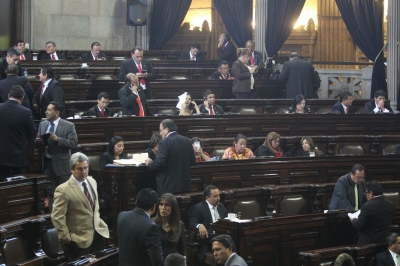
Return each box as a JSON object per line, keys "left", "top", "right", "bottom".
{"left": 338, "top": 145, "right": 366, "bottom": 156}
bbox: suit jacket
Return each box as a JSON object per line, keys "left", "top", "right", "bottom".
{"left": 248, "top": 51, "right": 263, "bottom": 66}
{"left": 365, "top": 100, "right": 394, "bottom": 114}
{"left": 210, "top": 70, "right": 234, "bottom": 80}
{"left": 198, "top": 103, "right": 225, "bottom": 115}
{"left": 0, "top": 75, "right": 34, "bottom": 109}
{"left": 38, "top": 52, "right": 66, "bottom": 60}
{"left": 279, "top": 58, "right": 316, "bottom": 99}
{"left": 51, "top": 176, "right": 109, "bottom": 248}
{"left": 189, "top": 200, "right": 228, "bottom": 260}
{"left": 352, "top": 196, "right": 395, "bottom": 244}
{"left": 375, "top": 249, "right": 396, "bottom": 266}
{"left": 37, "top": 119, "right": 78, "bottom": 176}
{"left": 86, "top": 105, "right": 114, "bottom": 117}
{"left": 118, "top": 84, "right": 153, "bottom": 116}
{"left": 216, "top": 42, "right": 237, "bottom": 67}
{"left": 0, "top": 58, "right": 23, "bottom": 80}
{"left": 148, "top": 132, "right": 196, "bottom": 195}
{"left": 118, "top": 58, "right": 155, "bottom": 99}
{"left": 329, "top": 173, "right": 367, "bottom": 211}
{"left": 118, "top": 208, "right": 164, "bottom": 266}
{"left": 331, "top": 101, "right": 357, "bottom": 114}
{"left": 226, "top": 253, "right": 248, "bottom": 266}
{"left": 32, "top": 79, "right": 66, "bottom": 119}
{"left": 179, "top": 51, "right": 206, "bottom": 61}
{"left": 21, "top": 52, "right": 33, "bottom": 60}
{"left": 0, "top": 100, "right": 35, "bottom": 167}
{"left": 81, "top": 52, "right": 107, "bottom": 60}
{"left": 232, "top": 59, "right": 251, "bottom": 94}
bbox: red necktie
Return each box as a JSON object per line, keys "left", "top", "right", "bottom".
{"left": 94, "top": 56, "right": 98, "bottom": 60}
{"left": 135, "top": 95, "right": 144, "bottom": 117}
{"left": 250, "top": 55, "right": 255, "bottom": 65}
{"left": 51, "top": 54, "right": 56, "bottom": 60}
{"left": 210, "top": 106, "right": 215, "bottom": 115}
{"left": 20, "top": 54, "right": 25, "bottom": 60}
{"left": 82, "top": 182, "right": 94, "bottom": 210}
{"left": 191, "top": 56, "right": 195, "bottom": 61}
{"left": 100, "top": 110, "right": 105, "bottom": 117}
{"left": 137, "top": 63, "right": 146, "bottom": 86}
{"left": 346, "top": 106, "right": 349, "bottom": 114}
{"left": 222, "top": 46, "right": 225, "bottom": 51}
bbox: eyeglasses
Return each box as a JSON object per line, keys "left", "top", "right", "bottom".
{"left": 364, "top": 191, "right": 371, "bottom": 196}
{"left": 159, "top": 128, "right": 165, "bottom": 133}
{"left": 272, "top": 140, "right": 280, "bottom": 144}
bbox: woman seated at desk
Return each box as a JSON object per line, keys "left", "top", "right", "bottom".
{"left": 178, "top": 92, "right": 200, "bottom": 116}
{"left": 222, "top": 134, "right": 255, "bottom": 160}
{"left": 286, "top": 94, "right": 311, "bottom": 114}
{"left": 144, "top": 132, "right": 162, "bottom": 160}
{"left": 99, "top": 135, "right": 127, "bottom": 169}
{"left": 257, "top": 132, "right": 284, "bottom": 158}
{"left": 153, "top": 193, "right": 186, "bottom": 258}
{"left": 296, "top": 136, "right": 323, "bottom": 157}
{"left": 191, "top": 137, "right": 211, "bottom": 162}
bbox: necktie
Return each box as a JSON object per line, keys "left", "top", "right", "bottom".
{"left": 222, "top": 46, "right": 225, "bottom": 51}
{"left": 354, "top": 185, "right": 358, "bottom": 211}
{"left": 213, "top": 206, "right": 220, "bottom": 222}
{"left": 223, "top": 74, "right": 227, "bottom": 80}
{"left": 51, "top": 54, "right": 56, "bottom": 60}
{"left": 250, "top": 55, "right": 255, "bottom": 65}
{"left": 100, "top": 110, "right": 105, "bottom": 117}
{"left": 82, "top": 182, "right": 94, "bottom": 210}
{"left": 190, "top": 56, "right": 195, "bottom": 61}
{"left": 346, "top": 106, "right": 349, "bottom": 114}
{"left": 40, "top": 84, "right": 46, "bottom": 101}
{"left": 20, "top": 54, "right": 25, "bottom": 60}
{"left": 137, "top": 63, "right": 146, "bottom": 86}
{"left": 135, "top": 94, "right": 144, "bottom": 117}
{"left": 397, "top": 254, "right": 400, "bottom": 265}
{"left": 210, "top": 106, "right": 215, "bottom": 115}
{"left": 49, "top": 122, "right": 55, "bottom": 133}
{"left": 94, "top": 56, "right": 98, "bottom": 60}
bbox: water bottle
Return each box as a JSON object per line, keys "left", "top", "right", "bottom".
{"left": 24, "top": 69, "right": 28, "bottom": 77}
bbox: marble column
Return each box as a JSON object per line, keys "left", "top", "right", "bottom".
{"left": 387, "top": 0, "right": 400, "bottom": 110}
{"left": 254, "top": 0, "right": 267, "bottom": 67}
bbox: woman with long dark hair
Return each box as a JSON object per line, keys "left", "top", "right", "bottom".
{"left": 99, "top": 135, "right": 127, "bottom": 169}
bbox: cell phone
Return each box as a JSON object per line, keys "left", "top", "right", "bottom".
{"left": 142, "top": 69, "right": 147, "bottom": 74}
{"left": 194, "top": 141, "right": 200, "bottom": 149}
{"left": 189, "top": 102, "right": 195, "bottom": 110}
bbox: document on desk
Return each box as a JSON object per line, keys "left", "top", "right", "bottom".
{"left": 113, "top": 153, "right": 148, "bottom": 166}
{"left": 348, "top": 210, "right": 361, "bottom": 219}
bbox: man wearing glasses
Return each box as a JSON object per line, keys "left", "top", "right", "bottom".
{"left": 145, "top": 119, "right": 196, "bottom": 195}
{"left": 375, "top": 233, "right": 400, "bottom": 266}
{"left": 329, "top": 164, "right": 367, "bottom": 211}
{"left": 350, "top": 181, "right": 395, "bottom": 244}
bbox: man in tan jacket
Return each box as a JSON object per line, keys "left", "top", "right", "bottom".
{"left": 51, "top": 152, "right": 109, "bottom": 261}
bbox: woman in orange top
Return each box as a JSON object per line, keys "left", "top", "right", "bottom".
{"left": 222, "top": 134, "right": 255, "bottom": 160}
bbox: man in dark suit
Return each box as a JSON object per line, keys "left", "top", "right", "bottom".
{"left": 86, "top": 92, "right": 114, "bottom": 117}
{"left": 118, "top": 188, "right": 164, "bottom": 266}
{"left": 189, "top": 185, "right": 228, "bottom": 260}
{"left": 365, "top": 90, "right": 394, "bottom": 113}
{"left": 32, "top": 66, "right": 66, "bottom": 119}
{"left": 279, "top": 52, "right": 317, "bottom": 99}
{"left": 331, "top": 91, "right": 357, "bottom": 114}
{"left": 36, "top": 101, "right": 78, "bottom": 211}
{"left": 375, "top": 233, "right": 400, "bottom": 266}
{"left": 51, "top": 152, "right": 109, "bottom": 262}
{"left": 0, "top": 64, "right": 34, "bottom": 109}
{"left": 245, "top": 40, "right": 263, "bottom": 66}
{"left": 14, "top": 39, "right": 33, "bottom": 60}
{"left": 81, "top": 41, "right": 107, "bottom": 60}
{"left": 210, "top": 60, "right": 234, "bottom": 80}
{"left": 216, "top": 33, "right": 237, "bottom": 67}
{"left": 118, "top": 46, "right": 155, "bottom": 99}
{"left": 179, "top": 43, "right": 206, "bottom": 61}
{"left": 145, "top": 119, "right": 196, "bottom": 195}
{"left": 329, "top": 164, "right": 367, "bottom": 211}
{"left": 118, "top": 73, "right": 153, "bottom": 116}
{"left": 198, "top": 89, "right": 224, "bottom": 115}
{"left": 0, "top": 86, "right": 35, "bottom": 181}
{"left": 0, "top": 47, "right": 23, "bottom": 80}
{"left": 351, "top": 181, "right": 395, "bottom": 244}
{"left": 211, "top": 235, "right": 248, "bottom": 266}
{"left": 38, "top": 41, "right": 66, "bottom": 60}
